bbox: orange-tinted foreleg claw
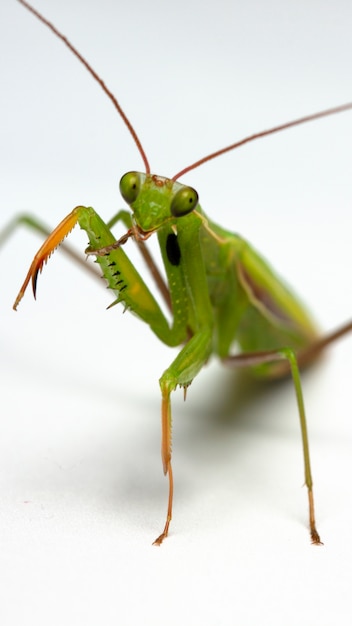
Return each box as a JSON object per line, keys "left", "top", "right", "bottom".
{"left": 13, "top": 209, "right": 81, "bottom": 310}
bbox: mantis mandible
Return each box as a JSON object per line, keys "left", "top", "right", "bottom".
{"left": 5, "top": 0, "right": 352, "bottom": 545}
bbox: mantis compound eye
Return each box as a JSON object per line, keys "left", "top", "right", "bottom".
{"left": 119, "top": 171, "right": 141, "bottom": 204}
{"left": 170, "top": 186, "right": 198, "bottom": 217}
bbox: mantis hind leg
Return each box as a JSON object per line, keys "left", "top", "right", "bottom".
{"left": 223, "top": 346, "right": 323, "bottom": 545}
{"left": 283, "top": 319, "right": 352, "bottom": 375}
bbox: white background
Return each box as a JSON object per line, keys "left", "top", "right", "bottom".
{"left": 1, "top": 0, "right": 352, "bottom": 624}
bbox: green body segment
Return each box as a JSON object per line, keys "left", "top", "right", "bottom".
{"left": 202, "top": 218, "right": 318, "bottom": 371}
{"left": 77, "top": 173, "right": 318, "bottom": 381}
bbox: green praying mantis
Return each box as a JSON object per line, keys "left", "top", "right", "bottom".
{"left": 3, "top": 0, "right": 352, "bottom": 545}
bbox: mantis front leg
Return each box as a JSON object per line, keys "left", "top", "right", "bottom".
{"left": 13, "top": 203, "right": 212, "bottom": 544}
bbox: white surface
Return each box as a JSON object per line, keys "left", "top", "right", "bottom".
{"left": 1, "top": 0, "right": 352, "bottom": 624}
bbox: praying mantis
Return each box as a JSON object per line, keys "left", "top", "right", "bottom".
{"left": 2, "top": 0, "right": 352, "bottom": 545}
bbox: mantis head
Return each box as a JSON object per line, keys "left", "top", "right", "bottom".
{"left": 119, "top": 172, "right": 199, "bottom": 233}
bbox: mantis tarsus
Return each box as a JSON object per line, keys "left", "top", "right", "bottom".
{"left": 4, "top": 0, "right": 352, "bottom": 545}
